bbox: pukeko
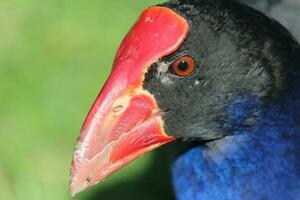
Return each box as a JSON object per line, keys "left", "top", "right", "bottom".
{"left": 70, "top": 0, "right": 300, "bottom": 199}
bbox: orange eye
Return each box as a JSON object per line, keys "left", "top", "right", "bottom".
{"left": 171, "top": 56, "right": 196, "bottom": 76}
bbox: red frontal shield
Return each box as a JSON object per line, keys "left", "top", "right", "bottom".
{"left": 70, "top": 6, "right": 189, "bottom": 196}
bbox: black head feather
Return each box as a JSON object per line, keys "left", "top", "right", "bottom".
{"left": 143, "top": 0, "right": 300, "bottom": 140}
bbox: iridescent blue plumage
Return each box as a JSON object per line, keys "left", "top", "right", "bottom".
{"left": 172, "top": 89, "right": 300, "bottom": 200}
{"left": 169, "top": 0, "right": 300, "bottom": 199}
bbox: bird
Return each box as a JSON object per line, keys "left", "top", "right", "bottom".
{"left": 69, "top": 0, "right": 300, "bottom": 199}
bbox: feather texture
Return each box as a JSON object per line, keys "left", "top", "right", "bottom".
{"left": 172, "top": 89, "right": 300, "bottom": 200}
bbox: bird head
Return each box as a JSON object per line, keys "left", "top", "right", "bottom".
{"left": 70, "top": 0, "right": 297, "bottom": 196}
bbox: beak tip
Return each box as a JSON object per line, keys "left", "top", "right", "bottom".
{"left": 69, "top": 189, "right": 77, "bottom": 198}
{"left": 69, "top": 161, "right": 86, "bottom": 198}
{"left": 69, "top": 189, "right": 82, "bottom": 198}
{"left": 69, "top": 177, "right": 79, "bottom": 197}
{"left": 69, "top": 184, "right": 78, "bottom": 197}
{"left": 69, "top": 178, "right": 86, "bottom": 198}
{"left": 69, "top": 156, "right": 103, "bottom": 198}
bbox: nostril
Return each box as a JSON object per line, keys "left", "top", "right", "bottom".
{"left": 112, "top": 105, "right": 124, "bottom": 113}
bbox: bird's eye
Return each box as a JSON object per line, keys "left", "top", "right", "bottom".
{"left": 171, "top": 56, "right": 196, "bottom": 77}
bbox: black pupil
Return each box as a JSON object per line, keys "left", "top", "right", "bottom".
{"left": 177, "top": 61, "right": 189, "bottom": 71}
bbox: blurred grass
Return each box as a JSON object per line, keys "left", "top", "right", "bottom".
{"left": 0, "top": 0, "right": 175, "bottom": 200}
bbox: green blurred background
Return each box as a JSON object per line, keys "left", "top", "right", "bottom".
{"left": 0, "top": 0, "right": 178, "bottom": 199}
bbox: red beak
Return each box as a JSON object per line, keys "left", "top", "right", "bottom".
{"left": 70, "top": 6, "right": 189, "bottom": 196}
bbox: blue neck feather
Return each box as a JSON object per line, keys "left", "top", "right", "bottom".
{"left": 172, "top": 87, "right": 300, "bottom": 200}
